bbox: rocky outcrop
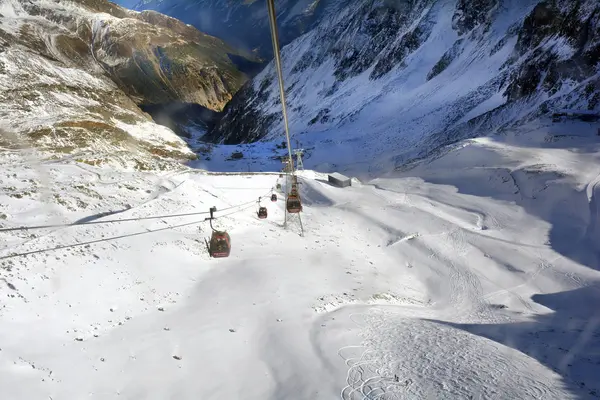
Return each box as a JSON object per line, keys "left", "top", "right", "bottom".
{"left": 202, "top": 78, "right": 279, "bottom": 144}
{"left": 208, "top": 0, "right": 438, "bottom": 144}
{"left": 12, "top": 0, "right": 255, "bottom": 111}
{"left": 504, "top": 1, "right": 600, "bottom": 106}
{"left": 427, "top": 39, "right": 464, "bottom": 81}
{"left": 0, "top": 0, "right": 257, "bottom": 167}
{"left": 328, "top": 1, "right": 435, "bottom": 82}
{"left": 451, "top": 0, "right": 498, "bottom": 35}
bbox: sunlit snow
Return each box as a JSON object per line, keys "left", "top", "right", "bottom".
{"left": 1, "top": 117, "right": 599, "bottom": 399}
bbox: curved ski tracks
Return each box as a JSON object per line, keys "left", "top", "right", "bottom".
{"left": 338, "top": 311, "right": 571, "bottom": 400}
{"left": 328, "top": 175, "right": 587, "bottom": 399}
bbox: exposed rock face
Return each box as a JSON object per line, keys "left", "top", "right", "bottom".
{"left": 505, "top": 0, "right": 600, "bottom": 106}
{"left": 327, "top": 0, "right": 436, "bottom": 82}
{"left": 11, "top": 0, "right": 253, "bottom": 111}
{"left": 451, "top": 0, "right": 498, "bottom": 35}
{"left": 0, "top": 0, "right": 256, "bottom": 167}
{"left": 427, "top": 38, "right": 464, "bottom": 81}
{"left": 206, "top": 0, "right": 599, "bottom": 171}
{"left": 203, "top": 78, "right": 278, "bottom": 145}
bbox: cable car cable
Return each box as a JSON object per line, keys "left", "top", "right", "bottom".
{"left": 266, "top": 0, "right": 295, "bottom": 175}
{"left": 0, "top": 190, "right": 273, "bottom": 233}
{"left": 266, "top": 0, "right": 305, "bottom": 236}
{"left": 0, "top": 219, "right": 204, "bottom": 262}
{"left": 0, "top": 198, "right": 260, "bottom": 262}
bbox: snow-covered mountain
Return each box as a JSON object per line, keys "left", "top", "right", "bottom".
{"left": 2, "top": 1, "right": 600, "bottom": 398}
{"left": 113, "top": 0, "right": 349, "bottom": 59}
{"left": 207, "top": 0, "right": 600, "bottom": 176}
{"left": 0, "top": 0, "right": 257, "bottom": 167}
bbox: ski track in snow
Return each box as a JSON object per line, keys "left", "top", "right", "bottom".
{"left": 1, "top": 121, "right": 600, "bottom": 399}
{"left": 339, "top": 310, "right": 572, "bottom": 400}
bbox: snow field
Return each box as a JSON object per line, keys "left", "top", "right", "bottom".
{"left": 1, "top": 119, "right": 599, "bottom": 399}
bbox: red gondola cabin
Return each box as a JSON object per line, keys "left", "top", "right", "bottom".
{"left": 258, "top": 206, "right": 268, "bottom": 219}
{"left": 286, "top": 194, "right": 302, "bottom": 213}
{"left": 209, "top": 231, "right": 231, "bottom": 258}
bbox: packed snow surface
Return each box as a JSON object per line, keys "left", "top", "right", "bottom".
{"left": 1, "top": 119, "right": 599, "bottom": 399}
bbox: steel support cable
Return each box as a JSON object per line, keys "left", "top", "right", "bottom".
{"left": 0, "top": 190, "right": 273, "bottom": 233}
{"left": 0, "top": 197, "right": 263, "bottom": 261}
{"left": 266, "top": 0, "right": 295, "bottom": 176}
{"left": 266, "top": 0, "right": 304, "bottom": 235}
{"left": 0, "top": 211, "right": 211, "bottom": 233}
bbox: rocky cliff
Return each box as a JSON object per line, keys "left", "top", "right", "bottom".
{"left": 0, "top": 0, "right": 257, "bottom": 167}
{"left": 205, "top": 0, "right": 599, "bottom": 172}
{"left": 18, "top": 0, "right": 254, "bottom": 110}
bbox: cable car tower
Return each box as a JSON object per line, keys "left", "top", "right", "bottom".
{"left": 294, "top": 147, "right": 304, "bottom": 171}
{"left": 266, "top": 0, "right": 304, "bottom": 236}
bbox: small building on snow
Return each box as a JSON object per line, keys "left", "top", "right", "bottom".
{"left": 328, "top": 172, "right": 351, "bottom": 188}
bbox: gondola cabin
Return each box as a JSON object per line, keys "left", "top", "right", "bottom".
{"left": 271, "top": 193, "right": 277, "bottom": 202}
{"left": 286, "top": 193, "right": 302, "bottom": 213}
{"left": 258, "top": 206, "right": 268, "bottom": 219}
{"left": 209, "top": 231, "right": 231, "bottom": 258}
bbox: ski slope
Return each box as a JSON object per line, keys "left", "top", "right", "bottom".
{"left": 1, "top": 119, "right": 599, "bottom": 399}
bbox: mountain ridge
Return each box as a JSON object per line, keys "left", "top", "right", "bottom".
{"left": 116, "top": 0, "right": 349, "bottom": 59}
{"left": 0, "top": 0, "right": 259, "bottom": 168}
{"left": 204, "top": 0, "right": 599, "bottom": 175}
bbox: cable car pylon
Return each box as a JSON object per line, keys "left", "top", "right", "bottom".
{"left": 266, "top": 0, "right": 304, "bottom": 237}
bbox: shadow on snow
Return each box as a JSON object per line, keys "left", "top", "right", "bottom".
{"left": 428, "top": 285, "right": 600, "bottom": 399}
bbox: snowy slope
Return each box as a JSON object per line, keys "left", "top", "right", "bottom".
{"left": 208, "top": 0, "right": 600, "bottom": 177}
{"left": 0, "top": 38, "right": 194, "bottom": 168}
{"left": 1, "top": 118, "right": 599, "bottom": 399}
